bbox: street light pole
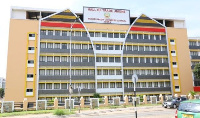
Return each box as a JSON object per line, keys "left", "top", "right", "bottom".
{"left": 69, "top": 16, "right": 79, "bottom": 112}
{"left": 132, "top": 74, "right": 138, "bottom": 118}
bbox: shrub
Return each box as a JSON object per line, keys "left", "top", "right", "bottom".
{"left": 54, "top": 109, "right": 65, "bottom": 116}
{"left": 93, "top": 93, "right": 100, "bottom": 98}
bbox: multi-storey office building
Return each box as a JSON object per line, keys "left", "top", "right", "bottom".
{"left": 188, "top": 37, "right": 200, "bottom": 92}
{"left": 5, "top": 6, "right": 193, "bottom": 102}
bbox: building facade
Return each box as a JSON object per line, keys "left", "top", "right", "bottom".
{"left": 188, "top": 37, "right": 200, "bottom": 92}
{"left": 5, "top": 6, "right": 193, "bottom": 102}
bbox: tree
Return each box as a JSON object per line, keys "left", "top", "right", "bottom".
{"left": 93, "top": 93, "right": 100, "bottom": 98}
{"left": 193, "top": 63, "right": 200, "bottom": 79}
{"left": 0, "top": 88, "right": 4, "bottom": 98}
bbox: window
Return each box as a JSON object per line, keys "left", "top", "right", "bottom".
{"left": 90, "top": 83, "right": 95, "bottom": 89}
{"left": 40, "top": 30, "right": 46, "bottom": 35}
{"left": 74, "top": 44, "right": 81, "bottom": 49}
{"left": 158, "top": 70, "right": 163, "bottom": 75}
{"left": 27, "top": 74, "right": 33, "bottom": 78}
{"left": 165, "top": 82, "right": 170, "bottom": 87}
{"left": 174, "top": 74, "right": 179, "bottom": 79}
{"left": 156, "top": 46, "right": 161, "bottom": 51}
{"left": 54, "top": 56, "right": 60, "bottom": 62}
{"left": 124, "top": 82, "right": 128, "bottom": 87}
{"left": 151, "top": 46, "right": 155, "bottom": 51}
{"left": 28, "top": 47, "right": 34, "bottom": 50}
{"left": 189, "top": 41, "right": 196, "bottom": 46}
{"left": 157, "top": 58, "right": 162, "bottom": 63}
{"left": 95, "top": 32, "right": 101, "bottom": 37}
{"left": 108, "top": 33, "right": 113, "bottom": 38}
{"left": 164, "top": 70, "right": 169, "bottom": 75}
{"left": 54, "top": 70, "right": 60, "bottom": 75}
{"left": 96, "top": 44, "right": 101, "bottom": 50}
{"left": 46, "top": 83, "right": 52, "bottom": 89}
{"left": 61, "top": 56, "right": 68, "bottom": 62}
{"left": 62, "top": 31, "right": 67, "bottom": 36}
{"left": 82, "top": 44, "right": 88, "bottom": 50}
{"left": 102, "top": 32, "right": 107, "bottom": 37}
{"left": 129, "top": 82, "right": 134, "bottom": 88}
{"left": 116, "top": 82, "right": 122, "bottom": 88}
{"left": 89, "top": 70, "right": 95, "bottom": 75}
{"left": 62, "top": 43, "right": 67, "bottom": 49}
{"left": 103, "top": 70, "right": 108, "bottom": 75}
{"left": 161, "top": 35, "right": 166, "bottom": 40}
{"left": 145, "top": 46, "right": 150, "bottom": 51}
{"left": 39, "top": 84, "right": 45, "bottom": 89}
{"left": 191, "top": 51, "right": 198, "bottom": 56}
{"left": 80, "top": 70, "right": 87, "bottom": 75}
{"left": 133, "top": 34, "right": 137, "bottom": 39}
{"left": 48, "top": 30, "right": 53, "bottom": 35}
{"left": 175, "top": 86, "right": 180, "bottom": 91}
{"left": 61, "top": 70, "right": 67, "bottom": 75}
{"left": 133, "top": 46, "right": 138, "bottom": 51}
{"left": 96, "top": 57, "right": 101, "bottom": 62}
{"left": 47, "top": 56, "right": 53, "bottom": 62}
{"left": 109, "top": 57, "right": 114, "bottom": 62}
{"left": 139, "top": 46, "right": 144, "bottom": 51}
{"left": 144, "top": 34, "right": 148, "bottom": 39}
{"left": 155, "top": 35, "right": 160, "bottom": 40}
{"left": 115, "top": 57, "right": 121, "bottom": 62}
{"left": 162, "top": 46, "right": 167, "bottom": 51}
{"left": 115, "top": 45, "right": 120, "bottom": 50}
{"left": 47, "top": 43, "right": 53, "bottom": 48}
{"left": 75, "top": 70, "right": 81, "bottom": 75}
{"left": 163, "top": 58, "right": 168, "bottom": 63}
{"left": 40, "top": 56, "right": 46, "bottom": 62}
{"left": 61, "top": 83, "right": 67, "bottom": 89}
{"left": 28, "top": 60, "right": 34, "bottom": 64}
{"left": 138, "top": 34, "right": 143, "bottom": 39}
{"left": 108, "top": 45, "right": 113, "bottom": 50}
{"left": 102, "top": 45, "right": 107, "bottom": 50}
{"left": 54, "top": 43, "right": 60, "bottom": 49}
{"left": 120, "top": 33, "right": 125, "bottom": 38}
{"left": 110, "top": 82, "right": 115, "bottom": 88}
{"left": 127, "top": 45, "right": 132, "bottom": 50}
{"left": 114, "top": 33, "right": 119, "bottom": 38}
{"left": 97, "top": 70, "right": 102, "bottom": 75}
{"left": 109, "top": 70, "right": 115, "bottom": 75}
{"left": 46, "top": 69, "right": 53, "bottom": 75}
{"left": 148, "top": 82, "right": 152, "bottom": 87}
{"left": 136, "top": 82, "right": 140, "bottom": 87}
{"left": 97, "top": 83, "right": 102, "bottom": 88}
{"left": 90, "top": 32, "right": 94, "bottom": 37}
{"left": 160, "top": 82, "right": 164, "bottom": 87}
{"left": 55, "top": 30, "right": 60, "bottom": 36}
{"left": 39, "top": 69, "right": 45, "bottom": 75}
{"left": 171, "top": 51, "right": 176, "bottom": 56}
{"left": 154, "top": 82, "right": 158, "bottom": 87}
{"left": 75, "top": 31, "right": 81, "bottom": 36}
{"left": 82, "top": 32, "right": 87, "bottom": 37}
{"left": 172, "top": 62, "right": 177, "bottom": 67}
{"left": 150, "top": 35, "right": 154, "bottom": 40}
{"left": 26, "top": 89, "right": 33, "bottom": 92}
{"left": 54, "top": 83, "right": 60, "bottom": 89}
{"left": 40, "top": 43, "right": 46, "bottom": 48}
{"left": 102, "top": 57, "right": 108, "bottom": 62}
{"left": 103, "top": 83, "right": 109, "bottom": 88}
{"left": 141, "top": 82, "right": 146, "bottom": 87}
{"left": 116, "top": 70, "right": 121, "bottom": 75}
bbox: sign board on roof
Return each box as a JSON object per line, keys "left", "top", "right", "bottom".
{"left": 83, "top": 7, "right": 130, "bottom": 25}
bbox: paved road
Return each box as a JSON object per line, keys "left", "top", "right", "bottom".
{"left": 6, "top": 106, "right": 176, "bottom": 118}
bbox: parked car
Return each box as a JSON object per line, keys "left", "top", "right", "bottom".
{"left": 162, "top": 97, "right": 187, "bottom": 108}
{"left": 175, "top": 99, "right": 200, "bottom": 118}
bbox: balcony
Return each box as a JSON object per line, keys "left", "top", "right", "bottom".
{"left": 39, "top": 61, "right": 95, "bottom": 67}
{"left": 124, "top": 87, "right": 171, "bottom": 92}
{"left": 90, "top": 37, "right": 124, "bottom": 42}
{"left": 96, "top": 75, "right": 123, "bottom": 80}
{"left": 38, "top": 89, "right": 95, "bottom": 94}
{"left": 96, "top": 62, "right": 122, "bottom": 67}
{"left": 40, "top": 35, "right": 90, "bottom": 41}
{"left": 39, "top": 75, "right": 95, "bottom": 80}
{"left": 123, "top": 50, "right": 168, "bottom": 55}
{"left": 96, "top": 88, "right": 123, "bottom": 93}
{"left": 40, "top": 48, "right": 94, "bottom": 54}
{"left": 189, "top": 45, "right": 200, "bottom": 49}
{"left": 125, "top": 38, "right": 166, "bottom": 44}
{"left": 123, "top": 63, "right": 169, "bottom": 67}
{"left": 191, "top": 56, "right": 200, "bottom": 59}
{"left": 124, "top": 75, "right": 170, "bottom": 80}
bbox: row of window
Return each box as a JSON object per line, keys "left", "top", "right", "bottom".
{"left": 191, "top": 61, "right": 200, "bottom": 65}
{"left": 38, "top": 81, "right": 170, "bottom": 90}
{"left": 39, "top": 69, "right": 169, "bottom": 76}
{"left": 40, "top": 56, "right": 94, "bottom": 62}
{"left": 190, "top": 51, "right": 200, "bottom": 56}
{"left": 40, "top": 43, "right": 93, "bottom": 50}
{"left": 189, "top": 41, "right": 200, "bottom": 46}
{"left": 40, "top": 30, "right": 166, "bottom": 40}
{"left": 39, "top": 56, "right": 169, "bottom": 64}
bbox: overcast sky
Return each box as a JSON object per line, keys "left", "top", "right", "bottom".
{"left": 0, "top": 0, "right": 199, "bottom": 78}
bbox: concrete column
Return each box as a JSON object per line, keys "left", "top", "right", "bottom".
{"left": 124, "top": 95, "right": 129, "bottom": 105}
{"left": 159, "top": 94, "right": 164, "bottom": 103}
{"left": 80, "top": 97, "right": 85, "bottom": 108}
{"left": 54, "top": 97, "right": 58, "bottom": 109}
{"left": 143, "top": 95, "right": 147, "bottom": 104}
{"left": 104, "top": 96, "right": 108, "bottom": 107}
{"left": 23, "top": 98, "right": 28, "bottom": 111}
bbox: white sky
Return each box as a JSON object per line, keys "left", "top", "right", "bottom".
{"left": 0, "top": 0, "right": 200, "bottom": 78}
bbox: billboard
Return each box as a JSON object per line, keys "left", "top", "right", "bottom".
{"left": 83, "top": 7, "right": 130, "bottom": 24}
